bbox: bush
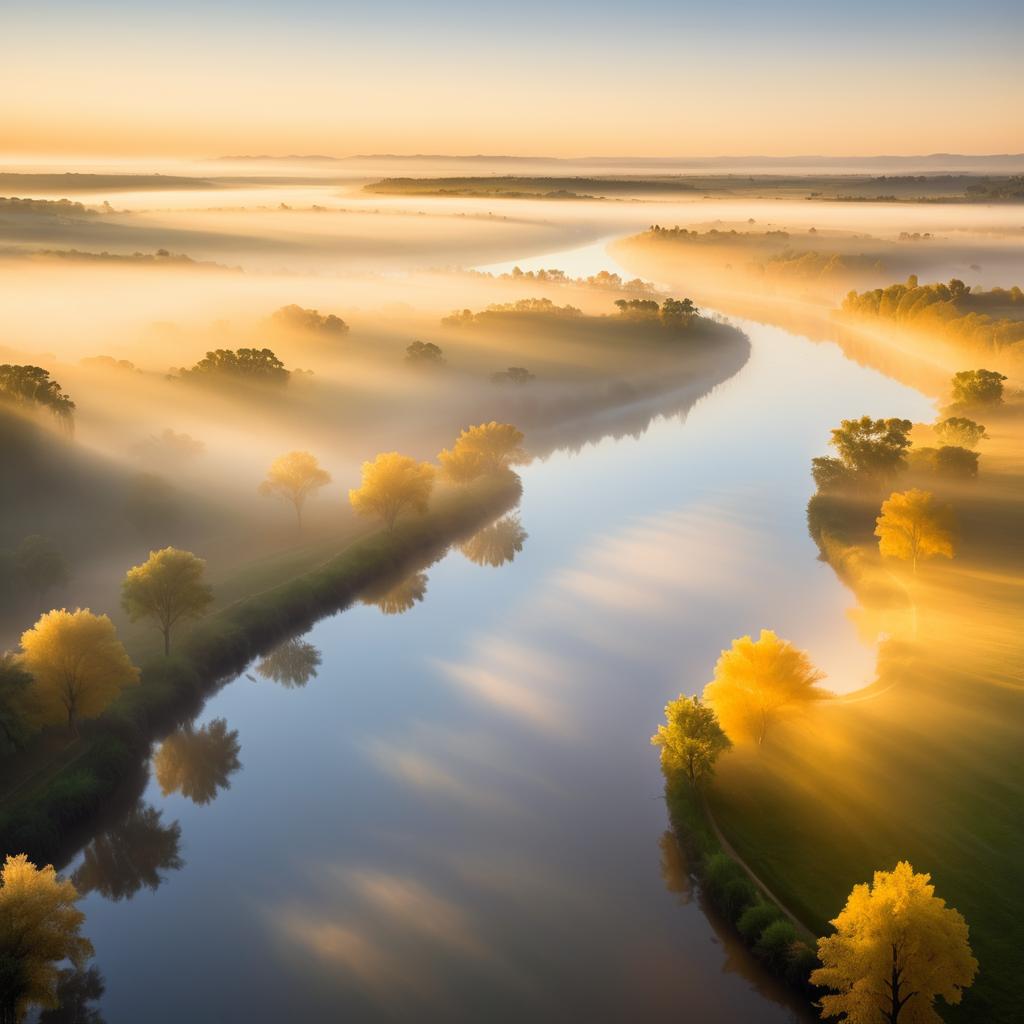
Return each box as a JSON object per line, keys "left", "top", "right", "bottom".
{"left": 737, "top": 901, "right": 784, "bottom": 942}
{"left": 785, "top": 941, "right": 820, "bottom": 991}
{"left": 755, "top": 919, "right": 798, "bottom": 971}
{"left": 720, "top": 877, "right": 759, "bottom": 921}
{"left": 702, "top": 851, "right": 745, "bottom": 900}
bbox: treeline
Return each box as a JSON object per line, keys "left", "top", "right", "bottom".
{"left": 641, "top": 226, "right": 792, "bottom": 247}
{"left": 841, "top": 277, "right": 1024, "bottom": 356}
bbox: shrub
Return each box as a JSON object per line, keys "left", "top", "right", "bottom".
{"left": 702, "top": 851, "right": 745, "bottom": 900}
{"left": 755, "top": 919, "right": 798, "bottom": 972}
{"left": 720, "top": 877, "right": 759, "bottom": 921}
{"left": 784, "top": 941, "right": 820, "bottom": 991}
{"left": 737, "top": 901, "right": 784, "bottom": 943}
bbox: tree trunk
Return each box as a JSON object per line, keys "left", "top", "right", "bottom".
{"left": 164, "top": 625, "right": 171, "bottom": 656}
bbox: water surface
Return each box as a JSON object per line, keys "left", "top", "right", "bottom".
{"left": 64, "top": 245, "right": 933, "bottom": 1022}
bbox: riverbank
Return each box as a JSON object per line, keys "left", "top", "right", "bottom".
{"left": 706, "top": 415, "right": 1024, "bottom": 1023}
{"left": 662, "top": 774, "right": 819, "bottom": 1004}
{"left": 0, "top": 472, "right": 522, "bottom": 866}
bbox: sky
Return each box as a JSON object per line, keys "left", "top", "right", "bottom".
{"left": 2, "top": 0, "right": 1023, "bottom": 159}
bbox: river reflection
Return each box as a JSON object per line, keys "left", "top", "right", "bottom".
{"left": 153, "top": 719, "right": 242, "bottom": 806}
{"left": 255, "top": 638, "right": 322, "bottom": 689}
{"left": 359, "top": 570, "right": 429, "bottom": 615}
{"left": 459, "top": 515, "right": 528, "bottom": 568}
{"left": 72, "top": 802, "right": 183, "bottom": 902}
{"left": 60, "top": 308, "right": 930, "bottom": 1022}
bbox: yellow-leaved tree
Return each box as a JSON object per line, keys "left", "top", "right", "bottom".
{"left": 874, "top": 489, "right": 955, "bottom": 574}
{"left": 0, "top": 854, "right": 94, "bottom": 1023}
{"left": 348, "top": 452, "right": 435, "bottom": 531}
{"left": 438, "top": 422, "right": 528, "bottom": 482}
{"left": 258, "top": 450, "right": 331, "bottom": 528}
{"left": 702, "top": 629, "right": 827, "bottom": 745}
{"left": 812, "top": 861, "right": 977, "bottom": 1024}
{"left": 650, "top": 694, "right": 731, "bottom": 784}
{"left": 360, "top": 572, "right": 428, "bottom": 615}
{"left": 121, "top": 548, "right": 214, "bottom": 655}
{"left": 19, "top": 609, "right": 139, "bottom": 733}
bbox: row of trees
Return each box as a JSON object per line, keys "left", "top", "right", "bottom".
{"left": 0, "top": 365, "right": 75, "bottom": 430}
{"left": 842, "top": 277, "right": 1024, "bottom": 356}
{"left": 257, "top": 422, "right": 528, "bottom": 530}
{"left": 810, "top": 372, "right": 1003, "bottom": 494}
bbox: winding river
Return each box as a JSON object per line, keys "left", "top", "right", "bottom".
{"left": 61, "top": 241, "right": 933, "bottom": 1023}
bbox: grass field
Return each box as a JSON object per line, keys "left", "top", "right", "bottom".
{"left": 707, "top": 419, "right": 1024, "bottom": 1022}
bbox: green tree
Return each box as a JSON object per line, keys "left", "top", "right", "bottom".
{"left": 404, "top": 341, "right": 445, "bottom": 367}
{"left": 825, "top": 416, "right": 913, "bottom": 482}
{"left": 0, "top": 365, "right": 75, "bottom": 429}
{"left": 0, "top": 854, "right": 93, "bottom": 1024}
{"left": 812, "top": 861, "right": 977, "bottom": 1024}
{"left": 179, "top": 348, "right": 289, "bottom": 387}
{"left": 270, "top": 304, "right": 348, "bottom": 336}
{"left": 121, "top": 548, "right": 214, "bottom": 654}
{"left": 0, "top": 654, "right": 34, "bottom": 753}
{"left": 19, "top": 610, "right": 139, "bottom": 733}
{"left": 933, "top": 416, "right": 987, "bottom": 449}
{"left": 348, "top": 452, "right": 435, "bottom": 531}
{"left": 258, "top": 451, "right": 331, "bottom": 528}
{"left": 650, "top": 694, "right": 731, "bottom": 784}
{"left": 950, "top": 368, "right": 1007, "bottom": 408}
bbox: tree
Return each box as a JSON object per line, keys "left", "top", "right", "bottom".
{"left": 0, "top": 854, "right": 93, "bottom": 1024}
{"left": 404, "top": 341, "right": 445, "bottom": 367}
{"left": 255, "top": 638, "right": 321, "bottom": 688}
{"left": 348, "top": 452, "right": 435, "bottom": 531}
{"left": 812, "top": 861, "right": 977, "bottom": 1023}
{"left": 270, "top": 304, "right": 348, "bottom": 336}
{"left": 650, "top": 694, "right": 731, "bottom": 784}
{"left": 178, "top": 348, "right": 289, "bottom": 387}
{"left": 459, "top": 516, "right": 528, "bottom": 567}
{"left": 660, "top": 296, "right": 699, "bottom": 326}
{"left": 438, "top": 422, "right": 528, "bottom": 483}
{"left": 72, "top": 801, "right": 183, "bottom": 902}
{"left": 826, "top": 417, "right": 913, "bottom": 482}
{"left": 0, "top": 655, "right": 34, "bottom": 754}
{"left": 14, "top": 536, "right": 69, "bottom": 609}
{"left": 19, "top": 610, "right": 139, "bottom": 733}
{"left": 258, "top": 451, "right": 331, "bottom": 528}
{"left": 121, "top": 548, "right": 213, "bottom": 655}
{"left": 154, "top": 718, "right": 241, "bottom": 806}
{"left": 933, "top": 417, "right": 986, "bottom": 450}
{"left": 874, "top": 490, "right": 954, "bottom": 574}
{"left": 703, "top": 629, "right": 827, "bottom": 745}
{"left": 491, "top": 366, "right": 535, "bottom": 385}
{"left": 950, "top": 369, "right": 1006, "bottom": 408}
{"left": 0, "top": 365, "right": 75, "bottom": 429}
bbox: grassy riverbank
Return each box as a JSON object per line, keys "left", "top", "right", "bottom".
{"left": 706, "top": 417, "right": 1024, "bottom": 1023}
{"left": 0, "top": 473, "right": 522, "bottom": 866}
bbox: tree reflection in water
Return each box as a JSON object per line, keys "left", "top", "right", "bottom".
{"left": 360, "top": 572, "right": 428, "bottom": 615}
{"left": 459, "top": 515, "right": 528, "bottom": 568}
{"left": 72, "top": 801, "right": 183, "bottom": 902}
{"left": 37, "top": 967, "right": 106, "bottom": 1024}
{"left": 657, "top": 831, "right": 693, "bottom": 905}
{"left": 154, "top": 718, "right": 242, "bottom": 806}
{"left": 256, "top": 638, "right": 322, "bottom": 689}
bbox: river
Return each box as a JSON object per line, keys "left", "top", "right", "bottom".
{"left": 60, "top": 239, "right": 934, "bottom": 1023}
